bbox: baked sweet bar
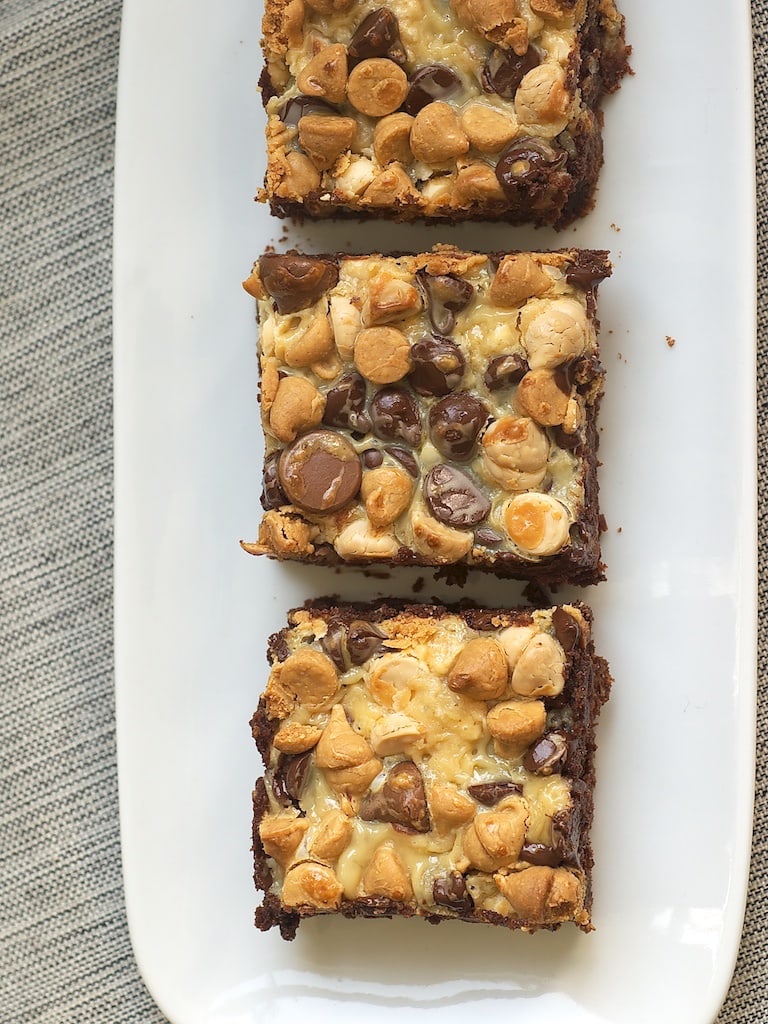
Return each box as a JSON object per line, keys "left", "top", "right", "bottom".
{"left": 242, "top": 246, "right": 609, "bottom": 585}
{"left": 251, "top": 600, "right": 611, "bottom": 938}
{"left": 258, "top": 0, "right": 629, "bottom": 226}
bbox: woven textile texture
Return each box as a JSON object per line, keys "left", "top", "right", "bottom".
{"left": 0, "top": 0, "right": 764, "bottom": 1021}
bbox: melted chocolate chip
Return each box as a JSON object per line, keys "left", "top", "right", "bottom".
{"left": 320, "top": 619, "right": 349, "bottom": 671}
{"left": 271, "top": 751, "right": 312, "bottom": 806}
{"left": 369, "top": 387, "right": 422, "bottom": 446}
{"left": 323, "top": 373, "right": 371, "bottom": 432}
{"left": 347, "top": 620, "right": 387, "bottom": 663}
{"left": 417, "top": 270, "right": 474, "bottom": 335}
{"left": 279, "top": 95, "right": 338, "bottom": 126}
{"left": 402, "top": 64, "right": 461, "bottom": 115}
{"left": 360, "top": 761, "right": 431, "bottom": 833}
{"left": 424, "top": 464, "right": 490, "bottom": 528}
{"left": 484, "top": 353, "right": 528, "bottom": 391}
{"left": 348, "top": 7, "right": 407, "bottom": 66}
{"left": 428, "top": 393, "right": 488, "bottom": 461}
{"left": 259, "top": 253, "right": 339, "bottom": 314}
{"left": 467, "top": 781, "right": 523, "bottom": 805}
{"left": 552, "top": 607, "right": 581, "bottom": 652}
{"left": 362, "top": 448, "right": 384, "bottom": 469}
{"left": 278, "top": 430, "right": 362, "bottom": 513}
{"left": 409, "top": 335, "right": 465, "bottom": 397}
{"left": 520, "top": 841, "right": 563, "bottom": 867}
{"left": 551, "top": 424, "right": 581, "bottom": 450}
{"left": 523, "top": 731, "right": 568, "bottom": 775}
{"left": 261, "top": 451, "right": 287, "bottom": 510}
{"left": 482, "top": 45, "right": 541, "bottom": 99}
{"left": 495, "top": 137, "right": 568, "bottom": 198}
{"left": 474, "top": 527, "right": 503, "bottom": 547}
{"left": 433, "top": 871, "right": 474, "bottom": 914}
{"left": 385, "top": 445, "right": 419, "bottom": 477}
{"left": 564, "top": 255, "right": 610, "bottom": 291}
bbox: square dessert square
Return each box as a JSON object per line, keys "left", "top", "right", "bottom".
{"left": 258, "top": 0, "right": 629, "bottom": 226}
{"left": 251, "top": 600, "right": 611, "bottom": 937}
{"left": 242, "top": 246, "right": 609, "bottom": 585}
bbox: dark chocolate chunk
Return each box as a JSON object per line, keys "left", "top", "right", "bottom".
{"left": 360, "top": 761, "right": 431, "bottom": 833}
{"left": 552, "top": 607, "right": 581, "bottom": 652}
{"left": 347, "top": 620, "right": 388, "bottom": 664}
{"left": 402, "top": 64, "right": 461, "bottom": 115}
{"left": 261, "top": 451, "right": 287, "bottom": 510}
{"left": 495, "top": 137, "right": 567, "bottom": 198}
{"left": 482, "top": 45, "right": 541, "bottom": 99}
{"left": 362, "top": 448, "right": 384, "bottom": 469}
{"left": 348, "top": 7, "right": 407, "bottom": 66}
{"left": 520, "top": 841, "right": 563, "bottom": 867}
{"left": 259, "top": 253, "right": 339, "bottom": 314}
{"left": 564, "top": 254, "right": 611, "bottom": 291}
{"left": 484, "top": 353, "right": 528, "bottom": 391}
{"left": 370, "top": 387, "right": 422, "bottom": 446}
{"left": 524, "top": 731, "right": 568, "bottom": 775}
{"left": 433, "top": 871, "right": 474, "bottom": 914}
{"left": 417, "top": 270, "right": 474, "bottom": 335}
{"left": 323, "top": 373, "right": 371, "bottom": 432}
{"left": 551, "top": 424, "right": 581, "bottom": 450}
{"left": 279, "top": 95, "right": 338, "bottom": 126}
{"left": 424, "top": 464, "right": 490, "bottom": 528}
{"left": 428, "top": 393, "right": 488, "bottom": 461}
{"left": 385, "top": 445, "right": 419, "bottom": 477}
{"left": 278, "top": 430, "right": 362, "bottom": 513}
{"left": 409, "top": 335, "right": 465, "bottom": 396}
{"left": 272, "top": 751, "right": 312, "bottom": 806}
{"left": 467, "top": 781, "right": 523, "bottom": 805}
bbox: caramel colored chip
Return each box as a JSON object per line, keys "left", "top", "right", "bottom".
{"left": 503, "top": 492, "right": 570, "bottom": 557}
{"left": 281, "top": 861, "right": 343, "bottom": 909}
{"left": 410, "top": 102, "right": 469, "bottom": 164}
{"left": 347, "top": 58, "right": 408, "bottom": 117}
{"left": 447, "top": 636, "right": 509, "bottom": 701}
{"left": 354, "top": 326, "right": 412, "bottom": 384}
{"left": 296, "top": 44, "right": 348, "bottom": 105}
{"left": 373, "top": 112, "right": 414, "bottom": 165}
{"left": 298, "top": 114, "right": 357, "bottom": 170}
{"left": 268, "top": 376, "right": 325, "bottom": 443}
{"left": 489, "top": 254, "right": 551, "bottom": 307}
{"left": 516, "top": 368, "right": 571, "bottom": 426}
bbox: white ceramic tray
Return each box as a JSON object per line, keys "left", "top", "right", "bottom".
{"left": 113, "top": 0, "right": 757, "bottom": 1021}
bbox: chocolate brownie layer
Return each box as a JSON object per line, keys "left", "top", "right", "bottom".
{"left": 242, "top": 246, "right": 609, "bottom": 585}
{"left": 258, "top": 0, "right": 629, "bottom": 226}
{"left": 251, "top": 600, "right": 611, "bottom": 938}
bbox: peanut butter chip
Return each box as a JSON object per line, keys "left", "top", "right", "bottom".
{"left": 298, "top": 114, "right": 357, "bottom": 170}
{"left": 460, "top": 104, "right": 517, "bottom": 153}
{"left": 278, "top": 429, "right": 362, "bottom": 512}
{"left": 347, "top": 58, "right": 409, "bottom": 117}
{"left": 516, "top": 368, "right": 571, "bottom": 426}
{"left": 267, "top": 646, "right": 339, "bottom": 712}
{"left": 490, "top": 254, "right": 551, "bottom": 307}
{"left": 481, "top": 415, "right": 549, "bottom": 492}
{"left": 360, "top": 844, "right": 413, "bottom": 900}
{"left": 281, "top": 861, "right": 343, "bottom": 910}
{"left": 296, "top": 44, "right": 349, "bottom": 106}
{"left": 447, "top": 636, "right": 508, "bottom": 700}
{"left": 504, "top": 492, "right": 570, "bottom": 556}
{"left": 268, "top": 376, "right": 325, "bottom": 443}
{"left": 410, "top": 102, "right": 469, "bottom": 164}
{"left": 373, "top": 113, "right": 414, "bottom": 165}
{"left": 354, "top": 326, "right": 412, "bottom": 383}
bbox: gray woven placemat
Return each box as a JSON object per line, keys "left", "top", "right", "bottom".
{"left": 0, "top": 1, "right": 763, "bottom": 1021}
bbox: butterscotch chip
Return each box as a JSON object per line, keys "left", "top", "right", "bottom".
{"left": 353, "top": 326, "right": 412, "bottom": 384}
{"left": 373, "top": 113, "right": 414, "bottom": 165}
{"left": 298, "top": 114, "right": 357, "bottom": 170}
{"left": 268, "top": 376, "right": 325, "bottom": 443}
{"left": 252, "top": 600, "right": 610, "bottom": 936}
{"left": 346, "top": 58, "right": 408, "bottom": 117}
{"left": 504, "top": 492, "right": 571, "bottom": 557}
{"left": 460, "top": 104, "right": 517, "bottom": 153}
{"left": 410, "top": 102, "right": 469, "bottom": 164}
{"left": 296, "top": 44, "right": 348, "bottom": 105}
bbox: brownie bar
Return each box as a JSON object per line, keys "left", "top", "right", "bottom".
{"left": 251, "top": 600, "right": 611, "bottom": 938}
{"left": 258, "top": 0, "right": 629, "bottom": 227}
{"left": 242, "top": 246, "right": 609, "bottom": 585}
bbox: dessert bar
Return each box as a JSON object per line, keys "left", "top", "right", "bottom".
{"left": 258, "top": 0, "right": 629, "bottom": 225}
{"left": 242, "top": 245, "right": 609, "bottom": 585}
{"left": 251, "top": 600, "right": 611, "bottom": 937}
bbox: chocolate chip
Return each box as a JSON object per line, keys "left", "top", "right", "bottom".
{"left": 523, "top": 731, "right": 568, "bottom": 775}
{"left": 385, "top": 445, "right": 419, "bottom": 477}
{"left": 322, "top": 373, "right": 371, "bottom": 433}
{"left": 433, "top": 871, "right": 474, "bottom": 914}
{"left": 467, "top": 781, "right": 522, "bottom": 805}
{"left": 495, "top": 137, "right": 567, "bottom": 198}
{"left": 424, "top": 464, "right": 490, "bottom": 528}
{"left": 402, "top": 64, "right": 461, "bottom": 115}
{"left": 362, "top": 448, "right": 384, "bottom": 469}
{"left": 417, "top": 270, "right": 474, "bottom": 335}
{"left": 552, "top": 607, "right": 581, "bottom": 652}
{"left": 360, "top": 761, "right": 430, "bottom": 832}
{"left": 564, "top": 255, "right": 610, "bottom": 291}
{"left": 551, "top": 424, "right": 581, "bottom": 450}
{"left": 348, "top": 7, "right": 407, "bottom": 66}
{"left": 278, "top": 430, "right": 362, "bottom": 513}
{"left": 259, "top": 253, "right": 339, "bottom": 314}
{"left": 484, "top": 353, "right": 528, "bottom": 391}
{"left": 279, "top": 95, "right": 338, "bottom": 126}
{"left": 428, "top": 393, "right": 488, "bottom": 461}
{"left": 481, "top": 45, "right": 541, "bottom": 99}
{"left": 409, "top": 335, "right": 465, "bottom": 397}
{"left": 320, "top": 619, "right": 349, "bottom": 671}
{"left": 261, "top": 451, "right": 287, "bottom": 510}
{"left": 369, "top": 387, "right": 422, "bottom": 445}
{"left": 271, "top": 751, "right": 312, "bottom": 806}
{"left": 520, "top": 842, "right": 563, "bottom": 867}
{"left": 347, "top": 620, "right": 387, "bottom": 664}
{"left": 474, "top": 527, "right": 503, "bottom": 547}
